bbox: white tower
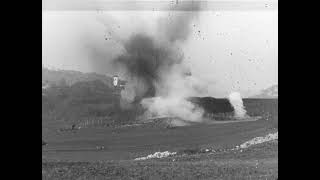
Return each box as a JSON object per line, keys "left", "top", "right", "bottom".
{"left": 113, "top": 75, "right": 119, "bottom": 87}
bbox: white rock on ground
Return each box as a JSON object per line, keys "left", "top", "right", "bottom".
{"left": 239, "top": 132, "right": 278, "bottom": 149}
{"left": 135, "top": 151, "right": 177, "bottom": 160}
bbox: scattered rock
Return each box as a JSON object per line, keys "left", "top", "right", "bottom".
{"left": 239, "top": 132, "right": 278, "bottom": 149}
{"left": 135, "top": 151, "right": 177, "bottom": 160}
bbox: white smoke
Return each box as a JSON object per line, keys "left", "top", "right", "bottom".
{"left": 141, "top": 96, "right": 204, "bottom": 122}
{"left": 228, "top": 92, "right": 247, "bottom": 119}
{"left": 140, "top": 64, "right": 207, "bottom": 122}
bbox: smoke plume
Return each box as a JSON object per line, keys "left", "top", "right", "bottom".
{"left": 228, "top": 92, "right": 247, "bottom": 119}
{"left": 111, "top": 3, "right": 206, "bottom": 122}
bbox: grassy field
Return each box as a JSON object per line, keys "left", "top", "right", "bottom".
{"left": 42, "top": 140, "right": 277, "bottom": 180}
{"left": 42, "top": 98, "right": 278, "bottom": 179}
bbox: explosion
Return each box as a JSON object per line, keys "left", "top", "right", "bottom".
{"left": 97, "top": 3, "right": 248, "bottom": 123}
{"left": 110, "top": 3, "right": 208, "bottom": 122}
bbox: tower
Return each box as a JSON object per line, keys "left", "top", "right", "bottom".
{"left": 112, "top": 75, "right": 125, "bottom": 112}
{"left": 113, "top": 75, "right": 119, "bottom": 87}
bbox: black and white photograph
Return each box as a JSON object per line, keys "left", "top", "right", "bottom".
{"left": 42, "top": 0, "right": 278, "bottom": 179}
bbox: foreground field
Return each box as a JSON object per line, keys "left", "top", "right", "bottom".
{"left": 42, "top": 99, "right": 278, "bottom": 179}
{"left": 42, "top": 139, "right": 277, "bottom": 180}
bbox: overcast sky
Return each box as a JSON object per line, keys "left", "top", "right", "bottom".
{"left": 42, "top": 0, "right": 278, "bottom": 97}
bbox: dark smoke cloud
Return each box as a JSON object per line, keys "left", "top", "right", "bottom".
{"left": 112, "top": 3, "right": 201, "bottom": 102}
{"left": 112, "top": 34, "right": 183, "bottom": 101}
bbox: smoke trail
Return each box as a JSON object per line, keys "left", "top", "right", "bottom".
{"left": 228, "top": 92, "right": 247, "bottom": 119}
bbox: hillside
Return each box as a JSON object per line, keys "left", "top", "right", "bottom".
{"left": 251, "top": 85, "right": 278, "bottom": 99}
{"left": 188, "top": 97, "right": 233, "bottom": 114}
{"left": 42, "top": 67, "right": 116, "bottom": 88}
{"left": 42, "top": 80, "right": 116, "bottom": 122}
{"left": 42, "top": 78, "right": 142, "bottom": 131}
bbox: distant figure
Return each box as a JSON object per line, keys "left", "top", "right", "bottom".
{"left": 108, "top": 112, "right": 115, "bottom": 116}
{"left": 71, "top": 124, "right": 76, "bottom": 130}
{"left": 96, "top": 146, "right": 105, "bottom": 150}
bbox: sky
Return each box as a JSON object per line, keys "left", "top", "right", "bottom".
{"left": 42, "top": 0, "right": 278, "bottom": 97}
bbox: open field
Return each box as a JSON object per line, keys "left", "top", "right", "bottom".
{"left": 42, "top": 140, "right": 278, "bottom": 180}
{"left": 42, "top": 98, "right": 278, "bottom": 179}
